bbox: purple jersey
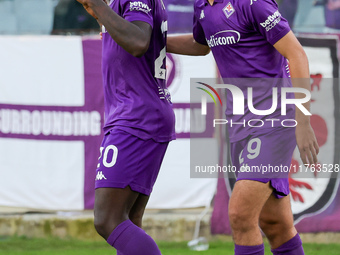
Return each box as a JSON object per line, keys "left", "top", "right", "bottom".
{"left": 102, "top": 0, "right": 175, "bottom": 142}
{"left": 193, "top": 0, "right": 295, "bottom": 142}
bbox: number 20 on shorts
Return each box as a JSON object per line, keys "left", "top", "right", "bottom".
{"left": 97, "top": 145, "right": 119, "bottom": 169}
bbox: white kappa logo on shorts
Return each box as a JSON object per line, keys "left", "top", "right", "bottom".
{"left": 95, "top": 171, "right": 107, "bottom": 181}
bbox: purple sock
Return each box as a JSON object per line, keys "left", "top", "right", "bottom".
{"left": 234, "top": 243, "right": 264, "bottom": 255}
{"left": 107, "top": 219, "right": 161, "bottom": 255}
{"left": 271, "top": 234, "right": 304, "bottom": 255}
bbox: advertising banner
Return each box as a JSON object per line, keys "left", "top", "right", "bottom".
{"left": 0, "top": 36, "right": 217, "bottom": 211}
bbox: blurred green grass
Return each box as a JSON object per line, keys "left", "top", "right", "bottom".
{"left": 0, "top": 236, "right": 340, "bottom": 255}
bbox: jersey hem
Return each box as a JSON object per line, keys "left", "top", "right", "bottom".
{"left": 95, "top": 182, "right": 152, "bottom": 196}
{"left": 105, "top": 125, "right": 176, "bottom": 142}
{"left": 229, "top": 126, "right": 295, "bottom": 143}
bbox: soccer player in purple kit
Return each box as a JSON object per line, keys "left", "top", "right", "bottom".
{"left": 76, "top": 0, "right": 175, "bottom": 254}
{"left": 167, "top": 0, "right": 319, "bottom": 254}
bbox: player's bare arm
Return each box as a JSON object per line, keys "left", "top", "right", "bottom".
{"left": 274, "top": 31, "right": 319, "bottom": 166}
{"left": 76, "top": 0, "right": 151, "bottom": 57}
{"left": 167, "top": 34, "right": 210, "bottom": 56}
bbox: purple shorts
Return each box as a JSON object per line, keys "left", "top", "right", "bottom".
{"left": 95, "top": 128, "right": 169, "bottom": 196}
{"left": 230, "top": 127, "right": 296, "bottom": 198}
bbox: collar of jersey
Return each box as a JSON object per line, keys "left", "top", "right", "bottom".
{"left": 204, "top": 0, "right": 224, "bottom": 6}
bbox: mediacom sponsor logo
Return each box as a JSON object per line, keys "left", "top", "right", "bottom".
{"left": 206, "top": 30, "right": 240, "bottom": 48}
{"left": 260, "top": 10, "right": 281, "bottom": 31}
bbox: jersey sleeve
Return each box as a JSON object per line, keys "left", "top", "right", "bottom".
{"left": 246, "top": 0, "right": 291, "bottom": 45}
{"left": 193, "top": 11, "right": 208, "bottom": 45}
{"left": 120, "top": 0, "right": 154, "bottom": 28}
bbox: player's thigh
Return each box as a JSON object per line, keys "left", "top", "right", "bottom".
{"left": 229, "top": 180, "right": 273, "bottom": 224}
{"left": 94, "top": 186, "right": 140, "bottom": 237}
{"left": 259, "top": 193, "right": 295, "bottom": 228}
{"left": 259, "top": 194, "right": 296, "bottom": 246}
{"left": 129, "top": 193, "right": 150, "bottom": 228}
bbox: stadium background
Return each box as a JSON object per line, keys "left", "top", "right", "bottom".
{"left": 0, "top": 0, "right": 340, "bottom": 244}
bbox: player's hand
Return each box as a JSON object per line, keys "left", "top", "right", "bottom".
{"left": 327, "top": 1, "right": 340, "bottom": 10}
{"left": 295, "top": 123, "right": 319, "bottom": 166}
{"left": 76, "top": 0, "right": 99, "bottom": 19}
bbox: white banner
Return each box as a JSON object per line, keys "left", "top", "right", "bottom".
{"left": 0, "top": 36, "right": 85, "bottom": 211}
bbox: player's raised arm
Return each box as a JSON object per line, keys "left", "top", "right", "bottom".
{"left": 274, "top": 31, "right": 319, "bottom": 166}
{"left": 77, "top": 0, "right": 151, "bottom": 57}
{"left": 167, "top": 34, "right": 210, "bottom": 56}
